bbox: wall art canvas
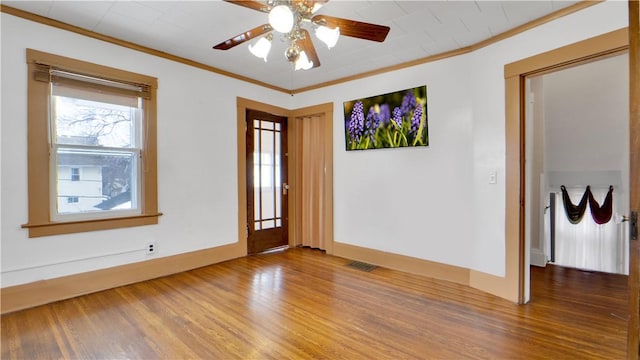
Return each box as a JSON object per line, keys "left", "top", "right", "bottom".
{"left": 343, "top": 85, "right": 428, "bottom": 151}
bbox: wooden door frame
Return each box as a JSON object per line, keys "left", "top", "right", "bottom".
{"left": 237, "top": 98, "right": 334, "bottom": 255}
{"left": 628, "top": 1, "right": 639, "bottom": 358}
{"left": 501, "top": 27, "right": 630, "bottom": 304}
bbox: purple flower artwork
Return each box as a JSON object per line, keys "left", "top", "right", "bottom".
{"left": 343, "top": 86, "right": 428, "bottom": 151}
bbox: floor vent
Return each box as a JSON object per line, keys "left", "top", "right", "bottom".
{"left": 346, "top": 261, "right": 377, "bottom": 272}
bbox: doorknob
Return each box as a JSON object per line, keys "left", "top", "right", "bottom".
{"left": 282, "top": 183, "right": 289, "bottom": 195}
{"left": 631, "top": 211, "right": 638, "bottom": 241}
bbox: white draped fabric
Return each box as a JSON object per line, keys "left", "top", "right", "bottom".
{"left": 552, "top": 187, "right": 626, "bottom": 274}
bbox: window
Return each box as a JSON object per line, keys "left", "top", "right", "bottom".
{"left": 23, "top": 49, "right": 161, "bottom": 237}
{"left": 70, "top": 168, "right": 80, "bottom": 181}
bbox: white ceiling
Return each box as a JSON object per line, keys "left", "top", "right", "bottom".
{"left": 3, "top": 0, "right": 580, "bottom": 91}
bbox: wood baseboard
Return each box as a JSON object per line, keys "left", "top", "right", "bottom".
{"left": 2, "top": 240, "right": 519, "bottom": 314}
{"left": 332, "top": 242, "right": 470, "bottom": 285}
{"left": 1, "top": 242, "right": 245, "bottom": 314}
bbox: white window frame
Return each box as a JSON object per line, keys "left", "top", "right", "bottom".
{"left": 48, "top": 82, "right": 144, "bottom": 222}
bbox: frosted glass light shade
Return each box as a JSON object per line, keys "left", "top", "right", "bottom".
{"left": 294, "top": 51, "right": 313, "bottom": 71}
{"left": 249, "top": 36, "right": 272, "bottom": 62}
{"left": 315, "top": 26, "right": 340, "bottom": 49}
{"left": 269, "top": 5, "right": 294, "bottom": 33}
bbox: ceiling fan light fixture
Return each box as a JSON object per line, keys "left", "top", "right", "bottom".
{"left": 268, "top": 5, "right": 294, "bottom": 33}
{"left": 294, "top": 51, "right": 313, "bottom": 71}
{"left": 311, "top": 3, "right": 323, "bottom": 13}
{"left": 216, "top": 1, "right": 392, "bottom": 71}
{"left": 248, "top": 34, "right": 272, "bottom": 62}
{"left": 315, "top": 26, "right": 340, "bottom": 49}
{"left": 284, "top": 44, "right": 300, "bottom": 63}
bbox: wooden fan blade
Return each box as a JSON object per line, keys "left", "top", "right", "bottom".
{"left": 213, "top": 24, "right": 273, "bottom": 50}
{"left": 299, "top": 29, "right": 320, "bottom": 69}
{"left": 223, "top": 0, "right": 271, "bottom": 13}
{"left": 311, "top": 14, "right": 389, "bottom": 42}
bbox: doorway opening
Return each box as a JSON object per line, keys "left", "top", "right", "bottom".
{"left": 525, "top": 54, "right": 630, "bottom": 279}
{"left": 502, "top": 28, "right": 629, "bottom": 305}
{"left": 504, "top": 25, "right": 640, "bottom": 356}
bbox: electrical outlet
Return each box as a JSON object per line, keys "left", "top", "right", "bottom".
{"left": 146, "top": 242, "right": 157, "bottom": 255}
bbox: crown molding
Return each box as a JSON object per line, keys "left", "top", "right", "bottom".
{"left": 2, "top": 1, "right": 601, "bottom": 95}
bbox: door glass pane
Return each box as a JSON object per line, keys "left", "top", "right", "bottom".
{"left": 251, "top": 118, "right": 283, "bottom": 232}
{"left": 254, "top": 183, "right": 261, "bottom": 225}
{"left": 275, "top": 130, "right": 281, "bottom": 218}
{"left": 260, "top": 128, "right": 275, "bottom": 221}
{"left": 275, "top": 185, "right": 281, "bottom": 219}
{"left": 253, "top": 126, "right": 260, "bottom": 187}
{"left": 262, "top": 220, "right": 275, "bottom": 229}
{"left": 262, "top": 121, "right": 274, "bottom": 130}
{"left": 261, "top": 131, "right": 274, "bottom": 187}
{"left": 261, "top": 186, "right": 275, "bottom": 220}
{"left": 253, "top": 124, "right": 261, "bottom": 222}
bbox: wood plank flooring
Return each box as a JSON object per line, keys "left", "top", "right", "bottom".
{"left": 1, "top": 247, "right": 628, "bottom": 359}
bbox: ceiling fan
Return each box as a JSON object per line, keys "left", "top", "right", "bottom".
{"left": 213, "top": 0, "right": 390, "bottom": 70}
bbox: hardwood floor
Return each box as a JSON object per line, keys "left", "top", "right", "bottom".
{"left": 1, "top": 248, "right": 628, "bottom": 359}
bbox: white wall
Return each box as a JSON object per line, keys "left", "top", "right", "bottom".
{"left": 0, "top": 1, "right": 629, "bottom": 288}
{"left": 293, "top": 1, "right": 628, "bottom": 277}
{"left": 297, "top": 55, "right": 475, "bottom": 269}
{"left": 0, "top": 13, "right": 293, "bottom": 287}
{"left": 543, "top": 54, "right": 629, "bottom": 184}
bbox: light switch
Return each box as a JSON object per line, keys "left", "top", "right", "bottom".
{"left": 489, "top": 171, "right": 497, "bottom": 184}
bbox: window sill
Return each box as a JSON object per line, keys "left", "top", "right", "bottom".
{"left": 21, "top": 212, "right": 163, "bottom": 238}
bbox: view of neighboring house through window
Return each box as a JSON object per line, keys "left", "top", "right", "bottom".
{"left": 50, "top": 70, "right": 141, "bottom": 220}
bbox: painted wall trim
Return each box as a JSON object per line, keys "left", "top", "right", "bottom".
{"left": 293, "top": 1, "right": 601, "bottom": 94}
{"left": 504, "top": 28, "right": 629, "bottom": 78}
{"left": 0, "top": 5, "right": 291, "bottom": 95}
{"left": 333, "top": 242, "right": 470, "bottom": 286}
{"left": 530, "top": 248, "right": 547, "bottom": 267}
{"left": 0, "top": 2, "right": 599, "bottom": 95}
{"left": 0, "top": 242, "right": 245, "bottom": 314}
